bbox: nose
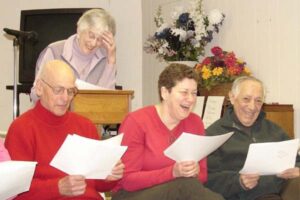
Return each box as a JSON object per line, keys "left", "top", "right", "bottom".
{"left": 248, "top": 100, "right": 256, "bottom": 110}
{"left": 187, "top": 92, "right": 196, "bottom": 103}
{"left": 60, "top": 89, "right": 70, "bottom": 102}
{"left": 91, "top": 37, "right": 100, "bottom": 47}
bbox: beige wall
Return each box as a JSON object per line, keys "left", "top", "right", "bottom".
{"left": 0, "top": 0, "right": 143, "bottom": 134}
{"left": 205, "top": 0, "right": 300, "bottom": 139}
{"left": 142, "top": 0, "right": 300, "bottom": 138}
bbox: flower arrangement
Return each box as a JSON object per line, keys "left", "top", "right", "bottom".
{"left": 144, "top": 0, "right": 225, "bottom": 62}
{"left": 195, "top": 46, "right": 251, "bottom": 90}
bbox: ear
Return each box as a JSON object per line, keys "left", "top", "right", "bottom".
{"left": 34, "top": 79, "right": 43, "bottom": 97}
{"left": 228, "top": 91, "right": 235, "bottom": 105}
{"left": 76, "top": 28, "right": 82, "bottom": 39}
{"left": 161, "top": 86, "right": 169, "bottom": 101}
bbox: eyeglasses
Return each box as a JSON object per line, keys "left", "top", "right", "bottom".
{"left": 41, "top": 79, "right": 78, "bottom": 97}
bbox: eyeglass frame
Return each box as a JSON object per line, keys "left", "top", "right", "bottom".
{"left": 41, "top": 79, "right": 78, "bottom": 97}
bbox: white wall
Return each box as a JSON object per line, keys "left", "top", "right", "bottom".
{"left": 143, "top": 0, "right": 300, "bottom": 138}
{"left": 0, "top": 0, "right": 143, "bottom": 133}
{"left": 206, "top": 0, "right": 300, "bottom": 139}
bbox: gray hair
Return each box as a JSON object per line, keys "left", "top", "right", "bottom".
{"left": 77, "top": 8, "right": 116, "bottom": 35}
{"left": 231, "top": 76, "right": 266, "bottom": 100}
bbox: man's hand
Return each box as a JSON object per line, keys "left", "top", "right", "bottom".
{"left": 277, "top": 167, "right": 300, "bottom": 179}
{"left": 239, "top": 173, "right": 260, "bottom": 190}
{"left": 58, "top": 175, "right": 86, "bottom": 196}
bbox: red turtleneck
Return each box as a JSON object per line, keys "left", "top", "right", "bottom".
{"left": 5, "top": 101, "right": 117, "bottom": 200}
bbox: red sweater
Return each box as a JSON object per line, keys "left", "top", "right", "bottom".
{"left": 5, "top": 101, "right": 117, "bottom": 200}
{"left": 114, "top": 106, "right": 207, "bottom": 192}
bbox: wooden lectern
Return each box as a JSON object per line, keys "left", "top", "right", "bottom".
{"left": 263, "top": 104, "right": 294, "bottom": 138}
{"left": 71, "top": 90, "right": 134, "bottom": 125}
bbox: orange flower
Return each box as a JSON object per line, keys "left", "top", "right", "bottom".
{"left": 194, "top": 46, "right": 251, "bottom": 90}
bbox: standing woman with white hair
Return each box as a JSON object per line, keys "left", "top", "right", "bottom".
{"left": 31, "top": 8, "right": 116, "bottom": 100}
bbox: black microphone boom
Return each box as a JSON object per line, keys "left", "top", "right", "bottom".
{"left": 3, "top": 28, "right": 38, "bottom": 41}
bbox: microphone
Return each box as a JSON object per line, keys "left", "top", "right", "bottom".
{"left": 3, "top": 28, "right": 38, "bottom": 41}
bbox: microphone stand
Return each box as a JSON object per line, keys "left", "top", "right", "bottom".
{"left": 12, "top": 37, "right": 20, "bottom": 119}
{"left": 4, "top": 28, "right": 38, "bottom": 119}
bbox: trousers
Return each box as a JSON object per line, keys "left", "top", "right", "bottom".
{"left": 280, "top": 176, "right": 300, "bottom": 200}
{"left": 112, "top": 177, "right": 224, "bottom": 200}
{"left": 255, "top": 177, "right": 300, "bottom": 200}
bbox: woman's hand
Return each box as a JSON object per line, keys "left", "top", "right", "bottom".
{"left": 172, "top": 161, "right": 199, "bottom": 178}
{"left": 106, "top": 160, "right": 125, "bottom": 181}
{"left": 101, "top": 31, "right": 116, "bottom": 64}
{"left": 277, "top": 167, "right": 300, "bottom": 179}
{"left": 58, "top": 175, "right": 87, "bottom": 196}
{"left": 239, "top": 173, "right": 260, "bottom": 190}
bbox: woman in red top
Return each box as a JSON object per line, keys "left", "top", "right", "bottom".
{"left": 112, "top": 63, "right": 224, "bottom": 200}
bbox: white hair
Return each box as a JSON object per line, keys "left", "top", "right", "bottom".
{"left": 231, "top": 76, "right": 266, "bottom": 100}
{"left": 77, "top": 8, "right": 116, "bottom": 35}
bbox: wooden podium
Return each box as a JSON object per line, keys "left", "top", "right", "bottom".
{"left": 263, "top": 104, "right": 294, "bottom": 138}
{"left": 71, "top": 90, "right": 134, "bottom": 125}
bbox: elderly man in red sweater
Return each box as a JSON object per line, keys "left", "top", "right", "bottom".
{"left": 5, "top": 60, "right": 124, "bottom": 200}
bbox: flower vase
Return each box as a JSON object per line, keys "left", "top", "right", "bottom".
{"left": 168, "top": 61, "right": 198, "bottom": 68}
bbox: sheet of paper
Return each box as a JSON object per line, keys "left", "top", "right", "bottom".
{"left": 75, "top": 79, "right": 108, "bottom": 90}
{"left": 50, "top": 134, "right": 127, "bottom": 179}
{"left": 71, "top": 134, "right": 124, "bottom": 147}
{"left": 203, "top": 96, "right": 225, "bottom": 128}
{"left": 240, "top": 138, "right": 300, "bottom": 175}
{"left": 193, "top": 96, "right": 205, "bottom": 118}
{"left": 99, "top": 133, "right": 124, "bottom": 146}
{"left": 0, "top": 161, "right": 37, "bottom": 200}
{"left": 164, "top": 132, "right": 234, "bottom": 162}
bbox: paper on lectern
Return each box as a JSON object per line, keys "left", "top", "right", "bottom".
{"left": 75, "top": 79, "right": 108, "bottom": 90}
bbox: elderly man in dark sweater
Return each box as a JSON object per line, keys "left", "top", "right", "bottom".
{"left": 205, "top": 76, "right": 300, "bottom": 200}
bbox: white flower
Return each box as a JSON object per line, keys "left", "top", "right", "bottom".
{"left": 162, "top": 42, "right": 169, "bottom": 49}
{"left": 158, "top": 47, "right": 164, "bottom": 54}
{"left": 144, "top": 0, "right": 225, "bottom": 61}
{"left": 171, "top": 28, "right": 187, "bottom": 42}
{"left": 186, "top": 30, "right": 195, "bottom": 39}
{"left": 195, "top": 34, "right": 203, "bottom": 41}
{"left": 194, "top": 17, "right": 206, "bottom": 38}
{"left": 208, "top": 9, "right": 223, "bottom": 25}
{"left": 190, "top": 38, "right": 199, "bottom": 47}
